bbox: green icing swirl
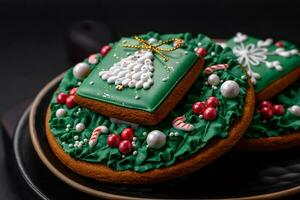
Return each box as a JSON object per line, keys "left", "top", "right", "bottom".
{"left": 245, "top": 81, "right": 300, "bottom": 138}
{"left": 49, "top": 32, "right": 249, "bottom": 172}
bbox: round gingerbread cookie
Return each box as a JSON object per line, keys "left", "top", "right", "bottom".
{"left": 236, "top": 80, "right": 300, "bottom": 151}
{"left": 226, "top": 33, "right": 300, "bottom": 100}
{"left": 46, "top": 32, "right": 255, "bottom": 184}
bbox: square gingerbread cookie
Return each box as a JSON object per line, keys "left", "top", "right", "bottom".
{"left": 74, "top": 33, "right": 205, "bottom": 125}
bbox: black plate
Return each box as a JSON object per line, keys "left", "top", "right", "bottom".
{"left": 23, "top": 74, "right": 300, "bottom": 199}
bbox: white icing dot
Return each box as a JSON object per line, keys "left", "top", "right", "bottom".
{"left": 135, "top": 95, "right": 140, "bottom": 100}
{"left": 146, "top": 130, "right": 166, "bottom": 149}
{"left": 66, "top": 124, "right": 71, "bottom": 128}
{"left": 56, "top": 108, "right": 66, "bottom": 118}
{"left": 65, "top": 128, "right": 70, "bottom": 132}
{"left": 148, "top": 38, "right": 157, "bottom": 44}
{"left": 208, "top": 74, "right": 220, "bottom": 86}
{"left": 133, "top": 137, "right": 137, "bottom": 141}
{"left": 83, "top": 138, "right": 88, "bottom": 142}
{"left": 122, "top": 155, "right": 126, "bottom": 158}
{"left": 211, "top": 52, "right": 215, "bottom": 56}
{"left": 169, "top": 132, "right": 174, "bottom": 137}
{"left": 74, "top": 135, "right": 79, "bottom": 140}
{"left": 174, "top": 132, "right": 179, "bottom": 136}
{"left": 89, "top": 81, "right": 94, "bottom": 85}
{"left": 143, "top": 132, "right": 147, "bottom": 136}
{"left": 199, "top": 115, "right": 203, "bottom": 119}
{"left": 62, "top": 142, "right": 66, "bottom": 145}
{"left": 75, "top": 123, "right": 85, "bottom": 132}
{"left": 220, "top": 80, "right": 240, "bottom": 98}
{"left": 69, "top": 144, "right": 73, "bottom": 147}
{"left": 77, "top": 81, "right": 82, "bottom": 86}
{"left": 73, "top": 62, "right": 90, "bottom": 80}
{"left": 133, "top": 151, "right": 138, "bottom": 155}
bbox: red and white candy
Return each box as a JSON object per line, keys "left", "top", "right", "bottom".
{"left": 88, "top": 125, "right": 109, "bottom": 147}
{"left": 204, "top": 64, "right": 228, "bottom": 75}
{"left": 172, "top": 116, "right": 194, "bottom": 132}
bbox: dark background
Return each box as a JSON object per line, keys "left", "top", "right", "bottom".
{"left": 0, "top": 0, "right": 300, "bottom": 199}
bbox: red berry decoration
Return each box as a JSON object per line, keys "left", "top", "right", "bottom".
{"left": 260, "top": 101, "right": 273, "bottom": 109}
{"left": 56, "top": 93, "right": 68, "bottom": 104}
{"left": 203, "top": 107, "right": 218, "bottom": 121}
{"left": 121, "top": 128, "right": 135, "bottom": 141}
{"left": 100, "top": 45, "right": 111, "bottom": 57}
{"left": 118, "top": 140, "right": 133, "bottom": 155}
{"left": 195, "top": 48, "right": 207, "bottom": 57}
{"left": 107, "top": 134, "right": 121, "bottom": 147}
{"left": 192, "top": 102, "right": 206, "bottom": 114}
{"left": 206, "top": 96, "right": 219, "bottom": 108}
{"left": 273, "top": 104, "right": 285, "bottom": 115}
{"left": 66, "top": 95, "right": 76, "bottom": 108}
{"left": 260, "top": 107, "right": 273, "bottom": 120}
{"left": 275, "top": 41, "right": 284, "bottom": 48}
{"left": 69, "top": 87, "right": 78, "bottom": 96}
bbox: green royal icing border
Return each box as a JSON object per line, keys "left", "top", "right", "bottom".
{"left": 49, "top": 32, "right": 249, "bottom": 172}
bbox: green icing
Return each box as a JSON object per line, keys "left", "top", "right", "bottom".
{"left": 49, "top": 32, "right": 249, "bottom": 172}
{"left": 226, "top": 33, "right": 300, "bottom": 93}
{"left": 77, "top": 33, "right": 199, "bottom": 112}
{"left": 245, "top": 80, "right": 300, "bottom": 138}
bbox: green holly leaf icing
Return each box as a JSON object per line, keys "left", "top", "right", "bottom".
{"left": 49, "top": 32, "right": 249, "bottom": 172}
{"left": 245, "top": 81, "right": 300, "bottom": 138}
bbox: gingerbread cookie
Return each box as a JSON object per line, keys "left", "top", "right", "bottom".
{"left": 74, "top": 33, "right": 204, "bottom": 125}
{"left": 46, "top": 32, "right": 255, "bottom": 184}
{"left": 236, "top": 80, "right": 300, "bottom": 151}
{"left": 226, "top": 33, "right": 300, "bottom": 100}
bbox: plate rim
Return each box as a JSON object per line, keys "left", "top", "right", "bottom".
{"left": 13, "top": 106, "right": 49, "bottom": 200}
{"left": 28, "top": 72, "right": 300, "bottom": 200}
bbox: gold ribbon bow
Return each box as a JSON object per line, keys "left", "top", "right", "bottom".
{"left": 123, "top": 36, "right": 183, "bottom": 62}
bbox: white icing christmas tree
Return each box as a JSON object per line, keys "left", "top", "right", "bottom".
{"left": 99, "top": 50, "right": 154, "bottom": 90}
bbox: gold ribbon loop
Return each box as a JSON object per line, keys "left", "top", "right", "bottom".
{"left": 123, "top": 36, "right": 183, "bottom": 62}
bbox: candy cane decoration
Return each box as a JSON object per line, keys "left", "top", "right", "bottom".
{"left": 88, "top": 54, "right": 99, "bottom": 64}
{"left": 172, "top": 116, "right": 194, "bottom": 132}
{"left": 204, "top": 64, "right": 228, "bottom": 75}
{"left": 88, "top": 125, "right": 109, "bottom": 147}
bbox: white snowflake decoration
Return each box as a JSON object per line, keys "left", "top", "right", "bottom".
{"left": 232, "top": 32, "right": 299, "bottom": 84}
{"left": 99, "top": 50, "right": 154, "bottom": 90}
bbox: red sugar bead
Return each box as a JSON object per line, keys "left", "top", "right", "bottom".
{"left": 100, "top": 45, "right": 111, "bottom": 57}
{"left": 206, "top": 96, "right": 219, "bottom": 108}
{"left": 118, "top": 140, "right": 133, "bottom": 155}
{"left": 192, "top": 102, "right": 206, "bottom": 115}
{"left": 203, "top": 107, "right": 218, "bottom": 121}
{"left": 121, "top": 128, "right": 135, "bottom": 141}
{"left": 260, "top": 107, "right": 273, "bottom": 120}
{"left": 195, "top": 48, "right": 207, "bottom": 57}
{"left": 275, "top": 41, "right": 284, "bottom": 48}
{"left": 66, "top": 95, "right": 76, "bottom": 108}
{"left": 69, "top": 87, "right": 78, "bottom": 96}
{"left": 260, "top": 101, "right": 273, "bottom": 109}
{"left": 273, "top": 104, "right": 285, "bottom": 115}
{"left": 107, "top": 134, "right": 121, "bottom": 147}
{"left": 56, "top": 93, "right": 68, "bottom": 104}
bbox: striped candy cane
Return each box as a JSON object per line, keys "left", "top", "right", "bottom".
{"left": 88, "top": 54, "right": 99, "bottom": 64}
{"left": 204, "top": 64, "right": 228, "bottom": 75}
{"left": 172, "top": 116, "right": 194, "bottom": 132}
{"left": 88, "top": 125, "right": 109, "bottom": 147}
